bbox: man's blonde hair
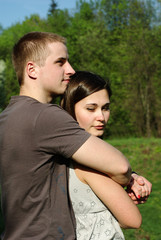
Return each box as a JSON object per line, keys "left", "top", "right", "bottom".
{"left": 12, "top": 32, "right": 66, "bottom": 85}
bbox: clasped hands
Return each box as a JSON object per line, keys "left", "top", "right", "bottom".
{"left": 126, "top": 173, "right": 152, "bottom": 204}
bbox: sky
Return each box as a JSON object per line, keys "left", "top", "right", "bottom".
{"left": 0, "top": 0, "right": 79, "bottom": 29}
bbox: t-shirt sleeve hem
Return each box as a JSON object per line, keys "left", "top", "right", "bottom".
{"left": 66, "top": 132, "right": 91, "bottom": 159}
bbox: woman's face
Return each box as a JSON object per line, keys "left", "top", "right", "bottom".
{"left": 75, "top": 89, "right": 110, "bottom": 137}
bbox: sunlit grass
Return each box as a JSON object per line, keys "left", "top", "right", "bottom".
{"left": 107, "top": 137, "right": 161, "bottom": 240}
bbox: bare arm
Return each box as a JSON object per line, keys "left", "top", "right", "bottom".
{"left": 72, "top": 135, "right": 132, "bottom": 186}
{"left": 75, "top": 165, "right": 142, "bottom": 229}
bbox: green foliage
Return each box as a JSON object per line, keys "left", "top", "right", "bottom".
{"left": 0, "top": 60, "right": 6, "bottom": 111}
{"left": 47, "top": 0, "right": 58, "bottom": 15}
{"left": 0, "top": 14, "right": 49, "bottom": 107}
{"left": 47, "top": 8, "right": 71, "bottom": 35}
{"left": 0, "top": 0, "right": 161, "bottom": 237}
{"left": 0, "top": 0, "right": 161, "bottom": 136}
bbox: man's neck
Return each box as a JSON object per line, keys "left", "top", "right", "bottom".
{"left": 19, "top": 87, "right": 51, "bottom": 104}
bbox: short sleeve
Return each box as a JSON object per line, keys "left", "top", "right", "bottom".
{"left": 34, "top": 104, "right": 90, "bottom": 158}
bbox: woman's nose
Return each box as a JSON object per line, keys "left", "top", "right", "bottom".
{"left": 96, "top": 111, "right": 105, "bottom": 121}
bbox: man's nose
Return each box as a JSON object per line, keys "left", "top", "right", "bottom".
{"left": 66, "top": 62, "right": 75, "bottom": 74}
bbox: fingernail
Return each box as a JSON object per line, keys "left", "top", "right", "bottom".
{"left": 138, "top": 195, "right": 141, "bottom": 199}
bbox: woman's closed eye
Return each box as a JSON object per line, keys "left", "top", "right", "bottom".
{"left": 102, "top": 103, "right": 110, "bottom": 111}
{"left": 86, "top": 104, "right": 97, "bottom": 111}
{"left": 86, "top": 107, "right": 96, "bottom": 112}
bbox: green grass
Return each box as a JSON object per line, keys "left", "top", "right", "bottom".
{"left": 107, "top": 137, "right": 161, "bottom": 240}
{"left": 0, "top": 138, "right": 161, "bottom": 239}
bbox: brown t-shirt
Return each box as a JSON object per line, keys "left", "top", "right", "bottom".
{"left": 0, "top": 96, "right": 90, "bottom": 240}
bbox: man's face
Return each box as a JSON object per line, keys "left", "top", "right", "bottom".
{"left": 38, "top": 42, "right": 75, "bottom": 101}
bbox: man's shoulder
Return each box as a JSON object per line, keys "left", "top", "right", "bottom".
{"left": 10, "top": 96, "right": 62, "bottom": 113}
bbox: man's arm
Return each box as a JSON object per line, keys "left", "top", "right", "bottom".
{"left": 72, "top": 135, "right": 132, "bottom": 186}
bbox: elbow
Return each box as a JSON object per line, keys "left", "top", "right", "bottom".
{"left": 124, "top": 164, "right": 132, "bottom": 182}
{"left": 110, "top": 163, "right": 132, "bottom": 186}
{"left": 134, "top": 214, "right": 142, "bottom": 229}
{"left": 130, "top": 216, "right": 142, "bottom": 229}
{"left": 121, "top": 214, "right": 142, "bottom": 229}
{"left": 108, "top": 154, "right": 132, "bottom": 185}
{"left": 120, "top": 163, "right": 132, "bottom": 186}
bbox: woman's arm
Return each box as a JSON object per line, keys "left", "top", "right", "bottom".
{"left": 72, "top": 135, "right": 132, "bottom": 186}
{"left": 75, "top": 164, "right": 142, "bottom": 229}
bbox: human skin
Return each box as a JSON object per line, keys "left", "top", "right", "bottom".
{"left": 20, "top": 41, "right": 131, "bottom": 186}
{"left": 75, "top": 89, "right": 110, "bottom": 137}
{"left": 73, "top": 89, "right": 142, "bottom": 228}
{"left": 74, "top": 88, "right": 152, "bottom": 203}
{"left": 20, "top": 42, "right": 75, "bottom": 103}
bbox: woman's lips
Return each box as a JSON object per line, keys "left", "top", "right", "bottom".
{"left": 94, "top": 125, "right": 105, "bottom": 130}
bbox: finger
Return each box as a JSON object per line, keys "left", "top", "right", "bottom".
{"left": 139, "top": 184, "right": 151, "bottom": 197}
{"left": 131, "top": 182, "right": 151, "bottom": 198}
{"left": 138, "top": 186, "right": 148, "bottom": 198}
{"left": 138, "top": 176, "right": 152, "bottom": 194}
{"left": 131, "top": 185, "right": 142, "bottom": 199}
{"left": 128, "top": 192, "right": 138, "bottom": 201}
{"left": 133, "top": 200, "right": 140, "bottom": 205}
{"left": 136, "top": 176, "right": 145, "bottom": 186}
{"left": 144, "top": 181, "right": 152, "bottom": 194}
{"left": 137, "top": 196, "right": 149, "bottom": 204}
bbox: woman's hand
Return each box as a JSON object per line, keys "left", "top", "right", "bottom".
{"left": 126, "top": 173, "right": 152, "bottom": 204}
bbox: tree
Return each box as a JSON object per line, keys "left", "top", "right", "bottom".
{"left": 110, "top": 0, "right": 161, "bottom": 137}
{"left": 0, "top": 60, "right": 6, "bottom": 111}
{"left": 48, "top": 0, "right": 58, "bottom": 16}
{"left": 0, "top": 0, "right": 161, "bottom": 136}
{"left": 0, "top": 15, "right": 48, "bottom": 108}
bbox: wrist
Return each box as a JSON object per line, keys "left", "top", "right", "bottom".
{"left": 132, "top": 171, "right": 138, "bottom": 175}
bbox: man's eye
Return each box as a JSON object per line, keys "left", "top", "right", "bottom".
{"left": 57, "top": 59, "right": 65, "bottom": 66}
{"left": 57, "top": 61, "right": 63, "bottom": 65}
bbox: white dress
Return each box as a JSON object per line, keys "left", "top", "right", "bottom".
{"left": 69, "top": 164, "right": 125, "bottom": 240}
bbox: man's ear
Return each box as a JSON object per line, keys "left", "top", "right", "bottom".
{"left": 26, "top": 61, "right": 38, "bottom": 79}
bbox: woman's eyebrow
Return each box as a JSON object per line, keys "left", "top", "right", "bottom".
{"left": 86, "top": 103, "right": 97, "bottom": 106}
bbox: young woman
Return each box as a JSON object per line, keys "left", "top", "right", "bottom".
{"left": 61, "top": 71, "right": 142, "bottom": 239}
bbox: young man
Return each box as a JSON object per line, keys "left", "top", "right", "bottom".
{"left": 0, "top": 32, "right": 151, "bottom": 239}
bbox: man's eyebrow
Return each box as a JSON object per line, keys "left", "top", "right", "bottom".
{"left": 56, "top": 57, "right": 67, "bottom": 61}
{"left": 54, "top": 57, "right": 67, "bottom": 63}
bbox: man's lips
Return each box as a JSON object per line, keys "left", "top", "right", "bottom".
{"left": 63, "top": 78, "right": 70, "bottom": 83}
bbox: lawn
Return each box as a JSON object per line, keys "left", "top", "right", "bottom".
{"left": 107, "top": 137, "right": 161, "bottom": 240}
{"left": 0, "top": 138, "right": 161, "bottom": 239}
